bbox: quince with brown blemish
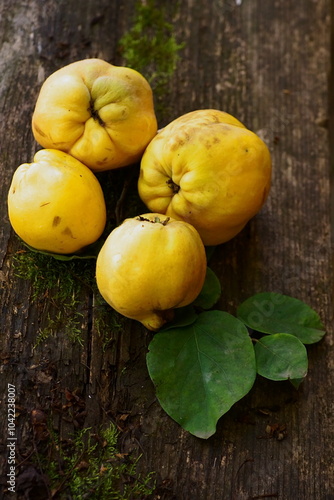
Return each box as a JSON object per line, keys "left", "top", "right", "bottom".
{"left": 8, "top": 149, "right": 106, "bottom": 254}
{"left": 138, "top": 109, "right": 272, "bottom": 245}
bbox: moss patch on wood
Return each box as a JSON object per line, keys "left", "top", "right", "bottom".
{"left": 25, "top": 419, "right": 156, "bottom": 499}
{"left": 12, "top": 250, "right": 116, "bottom": 346}
{"left": 118, "top": 0, "right": 184, "bottom": 121}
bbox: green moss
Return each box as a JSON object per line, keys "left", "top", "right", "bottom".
{"left": 13, "top": 251, "right": 95, "bottom": 303}
{"left": 119, "top": 0, "right": 184, "bottom": 120}
{"left": 92, "top": 291, "right": 126, "bottom": 351}
{"left": 13, "top": 250, "right": 95, "bottom": 345}
{"left": 34, "top": 310, "right": 84, "bottom": 348}
{"left": 13, "top": 248, "right": 127, "bottom": 348}
{"left": 37, "top": 424, "right": 155, "bottom": 499}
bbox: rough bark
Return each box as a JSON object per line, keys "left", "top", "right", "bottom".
{"left": 0, "top": 1, "right": 333, "bottom": 499}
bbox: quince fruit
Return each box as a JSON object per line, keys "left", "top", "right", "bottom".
{"left": 138, "top": 109, "right": 272, "bottom": 245}
{"left": 96, "top": 213, "right": 207, "bottom": 331}
{"left": 32, "top": 58, "right": 158, "bottom": 172}
{"left": 7, "top": 149, "right": 106, "bottom": 254}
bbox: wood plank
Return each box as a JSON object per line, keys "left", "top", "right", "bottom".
{"left": 0, "top": 0, "right": 333, "bottom": 499}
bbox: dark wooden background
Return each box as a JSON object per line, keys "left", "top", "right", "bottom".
{"left": 1, "top": 1, "right": 333, "bottom": 499}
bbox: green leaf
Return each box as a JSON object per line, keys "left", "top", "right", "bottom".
{"left": 254, "top": 333, "right": 308, "bottom": 382}
{"left": 161, "top": 306, "right": 198, "bottom": 331}
{"left": 192, "top": 267, "right": 221, "bottom": 310}
{"left": 147, "top": 310, "right": 256, "bottom": 439}
{"left": 21, "top": 238, "right": 104, "bottom": 261}
{"left": 289, "top": 377, "right": 305, "bottom": 390}
{"left": 205, "top": 246, "right": 216, "bottom": 262}
{"left": 237, "top": 292, "right": 326, "bottom": 344}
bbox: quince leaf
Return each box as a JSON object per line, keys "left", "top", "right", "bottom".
{"left": 237, "top": 292, "right": 326, "bottom": 344}
{"left": 254, "top": 333, "right": 308, "bottom": 382}
{"left": 147, "top": 310, "right": 256, "bottom": 439}
{"left": 289, "top": 377, "right": 305, "bottom": 390}
{"left": 161, "top": 306, "right": 198, "bottom": 331}
{"left": 21, "top": 238, "right": 104, "bottom": 261}
{"left": 205, "top": 245, "right": 216, "bottom": 262}
{"left": 192, "top": 267, "right": 221, "bottom": 310}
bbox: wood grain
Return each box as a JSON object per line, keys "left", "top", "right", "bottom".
{"left": 0, "top": 1, "right": 333, "bottom": 499}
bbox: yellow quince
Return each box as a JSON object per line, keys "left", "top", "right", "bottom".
{"left": 96, "top": 213, "right": 207, "bottom": 331}
{"left": 32, "top": 58, "right": 158, "bottom": 172}
{"left": 138, "top": 109, "right": 272, "bottom": 245}
{"left": 7, "top": 149, "right": 106, "bottom": 254}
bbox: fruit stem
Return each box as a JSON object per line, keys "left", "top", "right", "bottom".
{"left": 89, "top": 101, "right": 104, "bottom": 126}
{"left": 142, "top": 308, "right": 175, "bottom": 331}
{"left": 137, "top": 216, "right": 170, "bottom": 226}
{"left": 166, "top": 178, "right": 180, "bottom": 194}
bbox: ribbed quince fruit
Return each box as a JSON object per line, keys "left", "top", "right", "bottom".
{"left": 7, "top": 149, "right": 106, "bottom": 254}
{"left": 96, "top": 213, "right": 207, "bottom": 331}
{"left": 32, "top": 58, "right": 158, "bottom": 172}
{"left": 138, "top": 109, "right": 272, "bottom": 245}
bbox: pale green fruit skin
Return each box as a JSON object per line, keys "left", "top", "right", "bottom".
{"left": 7, "top": 149, "right": 107, "bottom": 254}
{"left": 96, "top": 213, "right": 207, "bottom": 331}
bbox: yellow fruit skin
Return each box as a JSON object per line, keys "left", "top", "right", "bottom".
{"left": 96, "top": 213, "right": 207, "bottom": 331}
{"left": 138, "top": 109, "right": 272, "bottom": 245}
{"left": 32, "top": 58, "right": 158, "bottom": 172}
{"left": 7, "top": 149, "right": 107, "bottom": 254}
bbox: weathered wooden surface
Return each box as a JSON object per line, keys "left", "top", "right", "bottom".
{"left": 0, "top": 0, "right": 333, "bottom": 499}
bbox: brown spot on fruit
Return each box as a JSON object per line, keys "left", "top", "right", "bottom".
{"left": 32, "top": 123, "right": 47, "bottom": 138}
{"left": 62, "top": 227, "right": 75, "bottom": 238}
{"left": 204, "top": 136, "right": 220, "bottom": 150}
{"left": 96, "top": 157, "right": 109, "bottom": 166}
{"left": 169, "top": 131, "right": 190, "bottom": 151}
{"left": 52, "top": 216, "right": 61, "bottom": 227}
